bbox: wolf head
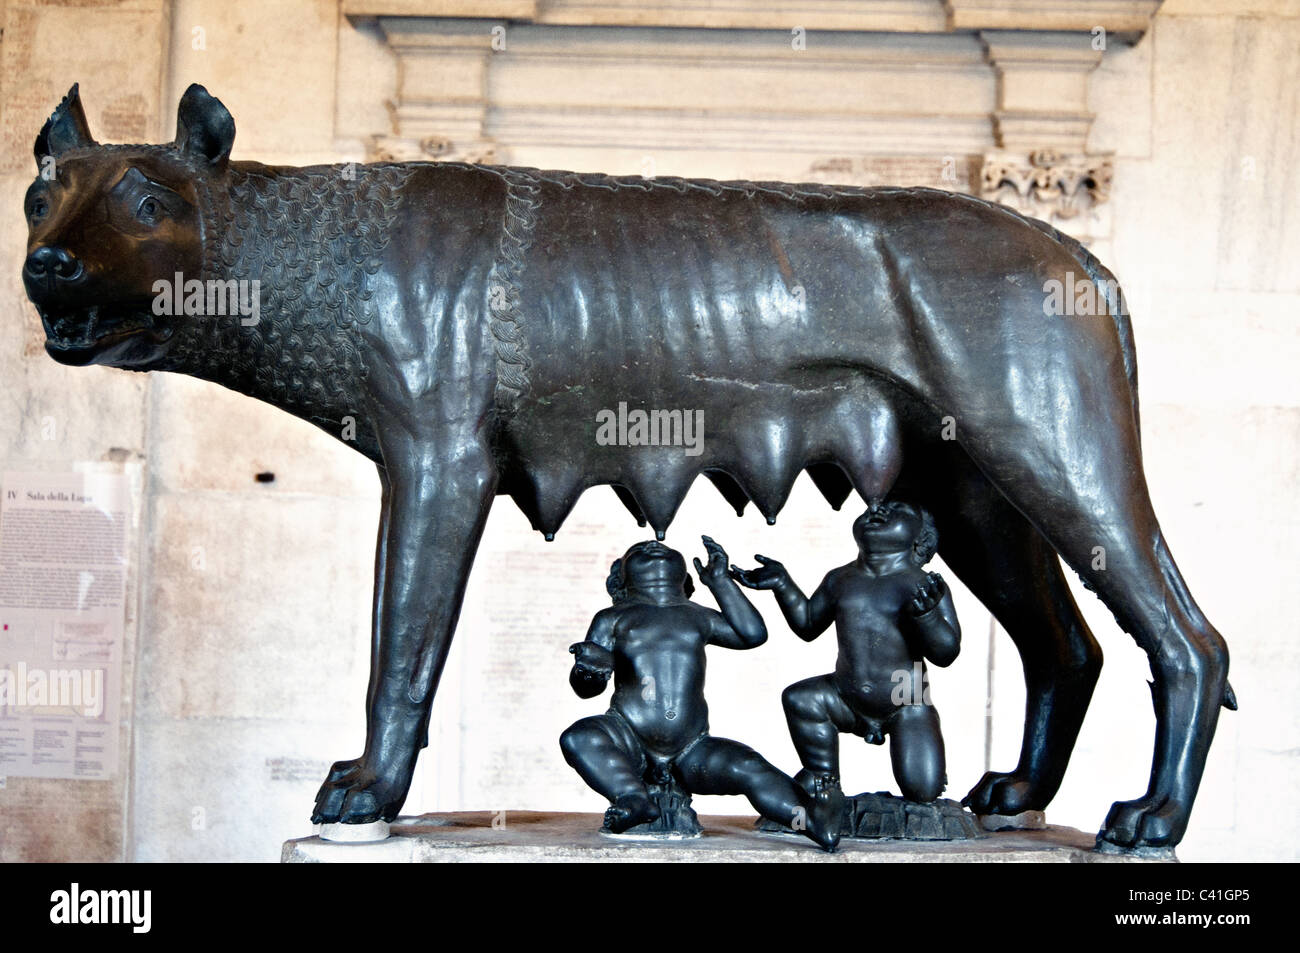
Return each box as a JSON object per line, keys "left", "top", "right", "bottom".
{"left": 22, "top": 83, "right": 234, "bottom": 368}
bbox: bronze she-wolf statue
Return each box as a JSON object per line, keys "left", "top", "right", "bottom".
{"left": 20, "top": 84, "right": 1234, "bottom": 849}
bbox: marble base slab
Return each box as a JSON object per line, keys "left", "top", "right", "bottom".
{"left": 282, "top": 811, "right": 1177, "bottom": 863}
{"left": 979, "top": 810, "right": 1048, "bottom": 832}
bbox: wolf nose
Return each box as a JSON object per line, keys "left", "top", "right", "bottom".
{"left": 25, "top": 245, "right": 82, "bottom": 282}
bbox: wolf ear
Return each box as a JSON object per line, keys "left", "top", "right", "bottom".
{"left": 174, "top": 84, "right": 235, "bottom": 169}
{"left": 34, "top": 84, "right": 97, "bottom": 169}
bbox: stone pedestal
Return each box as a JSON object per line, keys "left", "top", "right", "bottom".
{"left": 281, "top": 811, "right": 1176, "bottom": 863}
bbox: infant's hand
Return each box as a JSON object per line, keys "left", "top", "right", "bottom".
{"left": 908, "top": 572, "right": 946, "bottom": 616}
{"left": 693, "top": 535, "right": 731, "bottom": 587}
{"left": 729, "top": 555, "right": 789, "bottom": 590}
{"left": 570, "top": 641, "right": 614, "bottom": 674}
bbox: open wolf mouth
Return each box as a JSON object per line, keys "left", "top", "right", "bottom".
{"left": 39, "top": 304, "right": 172, "bottom": 364}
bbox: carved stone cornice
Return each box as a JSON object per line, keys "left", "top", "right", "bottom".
{"left": 346, "top": 2, "right": 949, "bottom": 32}
{"left": 349, "top": 2, "right": 1155, "bottom": 243}
{"left": 946, "top": 1, "right": 1163, "bottom": 40}
{"left": 980, "top": 30, "right": 1105, "bottom": 152}
{"left": 363, "top": 21, "right": 1001, "bottom": 162}
{"left": 367, "top": 17, "right": 498, "bottom": 162}
{"left": 345, "top": 1, "right": 1162, "bottom": 37}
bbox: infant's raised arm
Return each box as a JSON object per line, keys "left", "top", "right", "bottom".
{"left": 906, "top": 572, "right": 961, "bottom": 667}
{"left": 731, "top": 555, "right": 836, "bottom": 641}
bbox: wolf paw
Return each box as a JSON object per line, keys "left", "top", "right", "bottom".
{"left": 312, "top": 757, "right": 412, "bottom": 825}
{"left": 963, "top": 770, "right": 1042, "bottom": 816}
{"left": 1098, "top": 795, "right": 1187, "bottom": 849}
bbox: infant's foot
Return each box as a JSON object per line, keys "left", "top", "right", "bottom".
{"left": 805, "top": 788, "right": 844, "bottom": 853}
{"left": 603, "top": 792, "right": 661, "bottom": 833}
{"left": 795, "top": 770, "right": 845, "bottom": 851}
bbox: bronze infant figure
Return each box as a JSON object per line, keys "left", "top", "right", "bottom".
{"left": 562, "top": 537, "right": 840, "bottom": 851}
{"left": 21, "top": 84, "right": 1233, "bottom": 849}
{"left": 734, "top": 501, "right": 959, "bottom": 814}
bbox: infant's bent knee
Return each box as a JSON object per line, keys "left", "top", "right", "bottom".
{"left": 782, "top": 681, "right": 823, "bottom": 719}
{"left": 559, "top": 719, "right": 603, "bottom": 764}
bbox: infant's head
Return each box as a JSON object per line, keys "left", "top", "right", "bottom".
{"left": 852, "top": 500, "right": 938, "bottom": 565}
{"left": 606, "top": 539, "right": 694, "bottom": 603}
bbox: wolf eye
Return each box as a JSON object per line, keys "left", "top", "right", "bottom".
{"left": 136, "top": 196, "right": 163, "bottom": 224}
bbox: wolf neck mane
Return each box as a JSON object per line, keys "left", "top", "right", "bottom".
{"left": 159, "top": 162, "right": 415, "bottom": 430}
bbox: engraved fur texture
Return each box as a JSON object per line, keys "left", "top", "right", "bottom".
{"left": 163, "top": 161, "right": 415, "bottom": 427}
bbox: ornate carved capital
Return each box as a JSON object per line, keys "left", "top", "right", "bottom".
{"left": 980, "top": 150, "right": 1113, "bottom": 230}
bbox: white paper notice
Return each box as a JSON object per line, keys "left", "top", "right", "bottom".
{"left": 0, "top": 471, "right": 127, "bottom": 780}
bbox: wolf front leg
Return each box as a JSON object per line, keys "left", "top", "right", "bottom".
{"left": 313, "top": 432, "right": 497, "bottom": 824}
